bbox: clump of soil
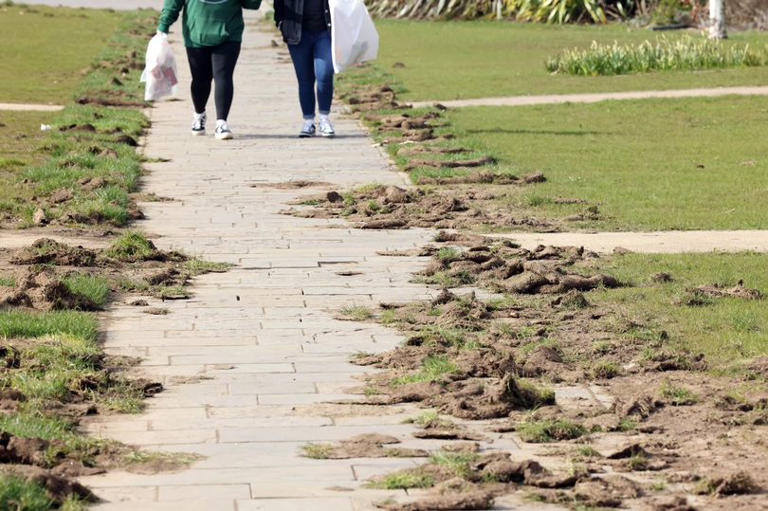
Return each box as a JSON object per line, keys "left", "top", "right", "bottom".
{"left": 339, "top": 237, "right": 768, "bottom": 509}
{"left": 1, "top": 465, "right": 97, "bottom": 507}
{"left": 284, "top": 185, "right": 560, "bottom": 232}
{"left": 694, "top": 281, "right": 762, "bottom": 300}
{"left": 0, "top": 235, "right": 223, "bottom": 491}
{"left": 418, "top": 242, "right": 619, "bottom": 294}
{"left": 10, "top": 238, "right": 96, "bottom": 266}
{"left": 373, "top": 452, "right": 577, "bottom": 510}
{"left": 303, "top": 434, "right": 427, "bottom": 459}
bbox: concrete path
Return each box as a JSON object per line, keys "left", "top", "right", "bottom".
{"left": 78, "top": 14, "right": 442, "bottom": 511}
{"left": 409, "top": 85, "right": 768, "bottom": 109}
{"left": 491, "top": 230, "right": 768, "bottom": 254}
{"left": 0, "top": 103, "right": 64, "bottom": 112}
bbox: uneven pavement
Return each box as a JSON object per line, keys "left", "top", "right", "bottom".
{"left": 74, "top": 14, "right": 608, "bottom": 511}
{"left": 79, "top": 15, "right": 446, "bottom": 511}
{"left": 35, "top": 7, "right": 761, "bottom": 511}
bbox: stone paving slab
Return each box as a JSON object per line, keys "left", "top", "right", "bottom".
{"left": 78, "top": 13, "right": 444, "bottom": 510}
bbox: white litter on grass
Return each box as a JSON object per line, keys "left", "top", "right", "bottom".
{"left": 40, "top": 124, "right": 52, "bottom": 131}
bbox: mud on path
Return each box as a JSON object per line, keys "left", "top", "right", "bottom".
{"left": 69, "top": 14, "right": 466, "bottom": 511}
{"left": 343, "top": 237, "right": 768, "bottom": 510}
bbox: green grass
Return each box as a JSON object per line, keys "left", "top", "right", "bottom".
{"left": 302, "top": 443, "right": 333, "bottom": 459}
{"left": 0, "top": 8, "right": 151, "bottom": 227}
{"left": 339, "top": 305, "right": 374, "bottom": 321}
{"left": 594, "top": 252, "right": 768, "bottom": 369}
{"left": 62, "top": 273, "right": 110, "bottom": 308}
{"left": 658, "top": 379, "right": 699, "bottom": 405}
{"left": 183, "top": 259, "right": 233, "bottom": 275}
{"left": 547, "top": 36, "right": 768, "bottom": 76}
{"left": 0, "top": 275, "right": 15, "bottom": 287}
{"left": 590, "top": 360, "right": 620, "bottom": 379}
{"left": 0, "top": 474, "right": 53, "bottom": 511}
{"left": 106, "top": 231, "right": 158, "bottom": 261}
{"left": 429, "top": 450, "right": 479, "bottom": 477}
{"left": 366, "top": 20, "right": 768, "bottom": 101}
{"left": 517, "top": 418, "right": 587, "bottom": 443}
{"left": 368, "top": 470, "right": 435, "bottom": 489}
{"left": 392, "top": 355, "right": 459, "bottom": 385}
{"left": 445, "top": 95, "right": 768, "bottom": 231}
{"left": 0, "top": 310, "right": 98, "bottom": 341}
{"left": 0, "top": 4, "right": 123, "bottom": 103}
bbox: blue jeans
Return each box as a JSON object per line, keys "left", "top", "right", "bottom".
{"left": 288, "top": 30, "right": 334, "bottom": 119}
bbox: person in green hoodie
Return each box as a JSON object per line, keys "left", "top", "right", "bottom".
{"left": 157, "top": 0, "right": 261, "bottom": 140}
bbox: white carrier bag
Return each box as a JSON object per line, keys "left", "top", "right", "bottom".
{"left": 329, "top": 0, "right": 379, "bottom": 73}
{"left": 141, "top": 33, "right": 179, "bottom": 101}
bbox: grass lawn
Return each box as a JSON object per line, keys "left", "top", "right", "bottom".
{"left": 594, "top": 252, "right": 768, "bottom": 370}
{"left": 443, "top": 95, "right": 768, "bottom": 231}
{"left": 0, "top": 110, "right": 55, "bottom": 168}
{"left": 0, "top": 7, "right": 153, "bottom": 228}
{"left": 373, "top": 20, "right": 768, "bottom": 101}
{"left": 0, "top": 3, "right": 125, "bottom": 104}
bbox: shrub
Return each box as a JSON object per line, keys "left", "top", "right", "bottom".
{"left": 546, "top": 36, "right": 768, "bottom": 76}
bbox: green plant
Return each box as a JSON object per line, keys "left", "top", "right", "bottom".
{"left": 618, "top": 417, "right": 638, "bottom": 431}
{"left": 0, "top": 474, "right": 53, "bottom": 511}
{"left": 393, "top": 355, "right": 458, "bottom": 384}
{"left": 517, "top": 418, "right": 586, "bottom": 443}
{"left": 105, "top": 231, "right": 157, "bottom": 261}
{"left": 301, "top": 443, "right": 333, "bottom": 459}
{"left": 547, "top": 36, "right": 768, "bottom": 76}
{"left": 0, "top": 310, "right": 98, "bottom": 341}
{"left": 183, "top": 259, "right": 232, "bottom": 275}
{"left": 658, "top": 379, "right": 699, "bottom": 405}
{"left": 339, "top": 305, "right": 374, "bottom": 321}
{"left": 368, "top": 470, "right": 434, "bottom": 489}
{"left": 62, "top": 273, "right": 110, "bottom": 308}
{"left": 591, "top": 360, "right": 620, "bottom": 379}
{"left": 430, "top": 450, "right": 479, "bottom": 477}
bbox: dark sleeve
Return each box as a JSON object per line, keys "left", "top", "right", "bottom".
{"left": 242, "top": 0, "right": 262, "bottom": 9}
{"left": 158, "top": 0, "right": 185, "bottom": 33}
{"left": 274, "top": 0, "right": 284, "bottom": 26}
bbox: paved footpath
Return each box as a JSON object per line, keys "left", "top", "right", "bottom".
{"left": 410, "top": 85, "right": 768, "bottom": 109}
{"left": 78, "top": 14, "right": 443, "bottom": 511}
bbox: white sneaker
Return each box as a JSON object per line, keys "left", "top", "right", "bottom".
{"left": 215, "top": 120, "right": 233, "bottom": 140}
{"left": 299, "top": 119, "right": 316, "bottom": 138}
{"left": 318, "top": 116, "right": 335, "bottom": 138}
{"left": 191, "top": 112, "right": 206, "bottom": 136}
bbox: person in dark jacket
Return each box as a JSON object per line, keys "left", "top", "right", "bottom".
{"left": 158, "top": 0, "right": 261, "bottom": 140}
{"left": 275, "top": 0, "right": 336, "bottom": 137}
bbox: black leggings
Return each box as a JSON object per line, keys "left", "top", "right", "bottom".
{"left": 185, "top": 41, "right": 241, "bottom": 120}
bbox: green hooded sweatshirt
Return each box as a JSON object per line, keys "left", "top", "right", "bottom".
{"left": 158, "top": 0, "right": 261, "bottom": 48}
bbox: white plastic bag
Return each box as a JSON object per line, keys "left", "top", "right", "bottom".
{"left": 140, "top": 33, "right": 178, "bottom": 101}
{"left": 329, "top": 0, "right": 379, "bottom": 73}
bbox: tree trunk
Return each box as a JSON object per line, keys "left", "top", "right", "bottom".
{"left": 708, "top": 0, "right": 727, "bottom": 39}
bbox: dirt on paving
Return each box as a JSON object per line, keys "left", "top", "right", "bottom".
{"left": 329, "top": 236, "right": 768, "bottom": 510}
{"left": 285, "top": 78, "right": 606, "bottom": 234}
{"left": 0, "top": 237, "right": 218, "bottom": 502}
{"left": 283, "top": 184, "right": 563, "bottom": 232}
